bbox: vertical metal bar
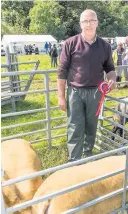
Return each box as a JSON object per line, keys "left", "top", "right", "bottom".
{"left": 44, "top": 73, "right": 52, "bottom": 148}
{"left": 11, "top": 54, "right": 16, "bottom": 112}
{"left": 1, "top": 169, "right": 7, "bottom": 214}
{"left": 6, "top": 46, "right": 16, "bottom": 112}
{"left": 122, "top": 103, "right": 126, "bottom": 139}
{"left": 121, "top": 148, "right": 128, "bottom": 213}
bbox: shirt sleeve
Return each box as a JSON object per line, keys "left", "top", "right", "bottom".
{"left": 58, "top": 41, "right": 71, "bottom": 79}
{"left": 103, "top": 45, "right": 115, "bottom": 73}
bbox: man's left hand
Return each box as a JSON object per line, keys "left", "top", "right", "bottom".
{"left": 108, "top": 79, "right": 116, "bottom": 90}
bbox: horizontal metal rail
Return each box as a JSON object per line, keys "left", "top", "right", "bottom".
{"left": 1, "top": 108, "right": 46, "bottom": 118}
{"left": 2, "top": 126, "right": 67, "bottom": 141}
{"left": 116, "top": 81, "right": 128, "bottom": 85}
{"left": 1, "top": 89, "right": 46, "bottom": 97}
{"left": 11, "top": 61, "right": 39, "bottom": 66}
{"left": 1, "top": 69, "right": 57, "bottom": 77}
{"left": 5, "top": 172, "right": 127, "bottom": 213}
{"left": 2, "top": 146, "right": 127, "bottom": 187}
{"left": 62, "top": 187, "right": 128, "bottom": 214}
{"left": 106, "top": 95, "right": 128, "bottom": 104}
{"left": 1, "top": 119, "right": 48, "bottom": 130}
{"left": 104, "top": 106, "right": 128, "bottom": 119}
{"left": 115, "top": 65, "right": 128, "bottom": 68}
{"left": 30, "top": 138, "right": 48, "bottom": 144}
{"left": 51, "top": 133, "right": 66, "bottom": 139}
{"left": 1, "top": 64, "right": 8, "bottom": 68}
{"left": 100, "top": 141, "right": 114, "bottom": 150}
{"left": 30, "top": 134, "right": 67, "bottom": 144}
{"left": 103, "top": 117, "right": 128, "bottom": 132}
{"left": 98, "top": 126, "right": 128, "bottom": 144}
{"left": 1, "top": 88, "right": 58, "bottom": 97}
{"left": 106, "top": 96, "right": 128, "bottom": 101}
{"left": 97, "top": 131, "right": 123, "bottom": 148}
{"left": 1, "top": 81, "right": 10, "bottom": 86}
{"left": 1, "top": 128, "right": 48, "bottom": 141}
{"left": 51, "top": 125, "right": 67, "bottom": 130}
{"left": 1, "top": 116, "right": 66, "bottom": 130}
{"left": 1, "top": 61, "right": 39, "bottom": 68}
{"left": 51, "top": 115, "right": 66, "bottom": 121}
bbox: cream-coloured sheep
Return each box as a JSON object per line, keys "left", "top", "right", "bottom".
{"left": 2, "top": 139, "right": 43, "bottom": 214}
{"left": 32, "top": 155, "right": 128, "bottom": 214}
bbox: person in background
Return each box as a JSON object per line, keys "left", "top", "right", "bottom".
{"left": 112, "top": 43, "right": 124, "bottom": 84}
{"left": 48, "top": 42, "right": 52, "bottom": 52}
{"left": 28, "top": 44, "right": 32, "bottom": 55}
{"left": 122, "top": 36, "right": 128, "bottom": 88}
{"left": 50, "top": 44, "right": 58, "bottom": 67}
{"left": 57, "top": 9, "right": 116, "bottom": 162}
{"left": 57, "top": 44, "right": 62, "bottom": 61}
{"left": 24, "top": 45, "right": 28, "bottom": 55}
{"left": 44, "top": 42, "right": 49, "bottom": 54}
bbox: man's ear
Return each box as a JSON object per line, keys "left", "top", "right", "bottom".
{"left": 96, "top": 20, "right": 99, "bottom": 28}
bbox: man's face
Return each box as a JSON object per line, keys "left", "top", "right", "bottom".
{"left": 80, "top": 12, "right": 98, "bottom": 36}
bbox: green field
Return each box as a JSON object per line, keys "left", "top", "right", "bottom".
{"left": 1, "top": 54, "right": 128, "bottom": 169}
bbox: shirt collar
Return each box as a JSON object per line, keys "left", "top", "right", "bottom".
{"left": 81, "top": 34, "right": 97, "bottom": 45}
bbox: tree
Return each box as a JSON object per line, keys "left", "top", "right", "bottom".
{"left": 29, "top": 1, "right": 66, "bottom": 40}
{"left": 1, "top": 0, "right": 128, "bottom": 39}
{"left": 1, "top": 1, "right": 34, "bottom": 31}
{"left": 1, "top": 22, "right": 27, "bottom": 38}
{"left": 58, "top": 1, "right": 128, "bottom": 38}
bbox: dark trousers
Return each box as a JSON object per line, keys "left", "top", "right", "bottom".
{"left": 67, "top": 86, "right": 102, "bottom": 162}
{"left": 51, "top": 57, "right": 57, "bottom": 67}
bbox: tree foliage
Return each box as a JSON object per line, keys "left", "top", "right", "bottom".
{"left": 1, "top": 0, "right": 34, "bottom": 35}
{"left": 1, "top": 0, "right": 128, "bottom": 39}
{"left": 29, "top": 1, "right": 66, "bottom": 40}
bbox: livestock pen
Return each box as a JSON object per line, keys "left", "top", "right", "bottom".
{"left": 1, "top": 52, "right": 128, "bottom": 213}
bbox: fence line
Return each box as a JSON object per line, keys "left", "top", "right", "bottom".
{"left": 2, "top": 147, "right": 128, "bottom": 213}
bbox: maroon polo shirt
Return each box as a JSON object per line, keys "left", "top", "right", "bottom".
{"left": 58, "top": 34, "right": 115, "bottom": 87}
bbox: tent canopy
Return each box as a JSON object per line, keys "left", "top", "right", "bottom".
{"left": 2, "top": 35, "right": 57, "bottom": 44}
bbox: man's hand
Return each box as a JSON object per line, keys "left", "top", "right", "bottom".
{"left": 58, "top": 97, "right": 67, "bottom": 112}
{"left": 108, "top": 79, "right": 116, "bottom": 90}
{"left": 106, "top": 71, "right": 116, "bottom": 90}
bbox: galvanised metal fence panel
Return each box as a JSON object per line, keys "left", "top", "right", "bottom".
{"left": 1, "top": 68, "right": 128, "bottom": 148}
{"left": 1, "top": 65, "right": 128, "bottom": 213}
{"left": 1, "top": 146, "right": 128, "bottom": 213}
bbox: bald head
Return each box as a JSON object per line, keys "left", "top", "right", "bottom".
{"left": 80, "top": 9, "right": 97, "bottom": 23}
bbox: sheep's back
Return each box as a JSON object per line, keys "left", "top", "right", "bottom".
{"left": 32, "top": 155, "right": 127, "bottom": 214}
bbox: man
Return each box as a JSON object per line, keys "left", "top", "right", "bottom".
{"left": 44, "top": 42, "right": 49, "bottom": 54}
{"left": 50, "top": 44, "right": 58, "bottom": 67}
{"left": 57, "top": 9, "right": 116, "bottom": 162}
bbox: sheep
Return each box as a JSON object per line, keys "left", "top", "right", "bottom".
{"left": 112, "top": 97, "right": 128, "bottom": 140}
{"left": 32, "top": 155, "right": 128, "bottom": 214}
{"left": 2, "top": 139, "right": 43, "bottom": 214}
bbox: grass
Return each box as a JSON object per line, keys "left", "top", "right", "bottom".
{"left": 1, "top": 54, "right": 128, "bottom": 169}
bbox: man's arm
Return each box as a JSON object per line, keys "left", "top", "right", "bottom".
{"left": 106, "top": 70, "right": 116, "bottom": 90}
{"left": 57, "top": 40, "right": 71, "bottom": 111}
{"left": 103, "top": 44, "right": 116, "bottom": 90}
{"left": 57, "top": 79, "right": 67, "bottom": 111}
{"left": 57, "top": 79, "right": 66, "bottom": 98}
